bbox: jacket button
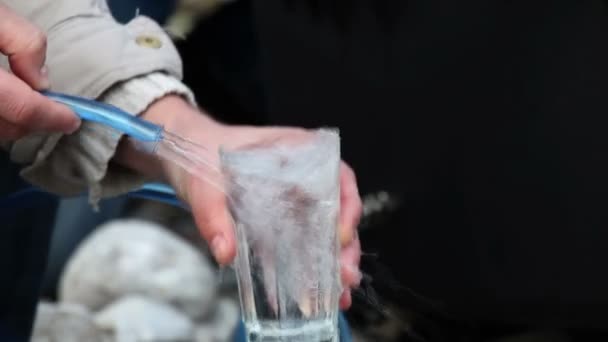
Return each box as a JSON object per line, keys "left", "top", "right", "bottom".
{"left": 135, "top": 35, "right": 162, "bottom": 49}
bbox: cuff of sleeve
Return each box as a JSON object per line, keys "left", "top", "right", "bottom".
{"left": 17, "top": 73, "right": 196, "bottom": 207}
{"left": 99, "top": 72, "right": 197, "bottom": 117}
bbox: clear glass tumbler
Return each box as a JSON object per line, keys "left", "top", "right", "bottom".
{"left": 220, "top": 129, "right": 342, "bottom": 342}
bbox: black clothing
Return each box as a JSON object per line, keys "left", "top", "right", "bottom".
{"left": 252, "top": 0, "right": 608, "bottom": 335}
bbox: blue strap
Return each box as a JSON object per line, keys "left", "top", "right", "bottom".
{"left": 0, "top": 183, "right": 184, "bottom": 214}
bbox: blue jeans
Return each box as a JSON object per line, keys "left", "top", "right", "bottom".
{"left": 0, "top": 154, "right": 60, "bottom": 341}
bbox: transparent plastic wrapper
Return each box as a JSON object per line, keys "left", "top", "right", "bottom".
{"left": 220, "top": 129, "right": 342, "bottom": 342}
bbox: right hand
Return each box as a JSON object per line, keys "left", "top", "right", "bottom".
{"left": 0, "top": 3, "right": 79, "bottom": 141}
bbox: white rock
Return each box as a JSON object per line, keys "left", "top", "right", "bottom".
{"left": 94, "top": 296, "right": 194, "bottom": 342}
{"left": 59, "top": 219, "right": 217, "bottom": 319}
{"left": 195, "top": 298, "right": 240, "bottom": 342}
{"left": 31, "top": 301, "right": 106, "bottom": 342}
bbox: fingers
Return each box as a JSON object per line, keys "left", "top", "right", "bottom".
{"left": 339, "top": 226, "right": 361, "bottom": 310}
{"left": 340, "top": 237, "right": 362, "bottom": 288}
{"left": 339, "top": 289, "right": 352, "bottom": 309}
{"left": 0, "top": 6, "right": 79, "bottom": 138}
{"left": 0, "top": 118, "right": 26, "bottom": 142}
{"left": 0, "top": 69, "right": 80, "bottom": 135}
{"left": 26, "top": 90, "right": 81, "bottom": 133}
{"left": 0, "top": 3, "right": 50, "bottom": 89}
{"left": 339, "top": 162, "right": 363, "bottom": 246}
{"left": 186, "top": 174, "right": 237, "bottom": 265}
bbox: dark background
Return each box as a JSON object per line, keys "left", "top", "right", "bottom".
{"left": 114, "top": 1, "right": 608, "bottom": 340}
{"left": 251, "top": 1, "right": 608, "bottom": 340}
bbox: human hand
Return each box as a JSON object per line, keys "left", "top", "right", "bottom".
{"left": 0, "top": 4, "right": 79, "bottom": 140}
{"left": 180, "top": 127, "right": 362, "bottom": 309}
{"left": 181, "top": 126, "right": 362, "bottom": 310}
{"left": 125, "top": 96, "right": 362, "bottom": 309}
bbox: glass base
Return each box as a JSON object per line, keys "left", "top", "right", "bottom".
{"left": 245, "top": 318, "right": 338, "bottom": 342}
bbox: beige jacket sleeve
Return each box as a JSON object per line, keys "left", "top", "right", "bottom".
{"left": 0, "top": 1, "right": 196, "bottom": 205}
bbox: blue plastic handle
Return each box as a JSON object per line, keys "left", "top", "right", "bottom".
{"left": 43, "top": 91, "right": 164, "bottom": 142}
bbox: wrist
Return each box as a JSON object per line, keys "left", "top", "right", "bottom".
{"left": 117, "top": 95, "right": 227, "bottom": 189}
{"left": 140, "top": 95, "right": 221, "bottom": 134}
{"left": 141, "top": 95, "right": 228, "bottom": 159}
{"left": 100, "top": 72, "right": 199, "bottom": 182}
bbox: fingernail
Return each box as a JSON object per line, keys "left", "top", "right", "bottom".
{"left": 211, "top": 235, "right": 227, "bottom": 263}
{"left": 344, "top": 264, "right": 362, "bottom": 287}
{"left": 339, "top": 224, "right": 354, "bottom": 246}
{"left": 340, "top": 289, "right": 352, "bottom": 309}
{"left": 298, "top": 296, "right": 312, "bottom": 318}
{"left": 65, "top": 118, "right": 81, "bottom": 134}
{"left": 39, "top": 66, "right": 50, "bottom": 89}
{"left": 343, "top": 288, "right": 352, "bottom": 299}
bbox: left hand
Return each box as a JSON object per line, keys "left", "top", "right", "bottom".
{"left": 120, "top": 96, "right": 363, "bottom": 309}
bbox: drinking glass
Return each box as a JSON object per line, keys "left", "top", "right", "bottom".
{"left": 220, "top": 129, "right": 342, "bottom": 342}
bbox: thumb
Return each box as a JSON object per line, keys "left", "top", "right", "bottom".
{"left": 0, "top": 4, "right": 50, "bottom": 89}
{"left": 185, "top": 175, "right": 237, "bottom": 265}
{"left": 0, "top": 69, "right": 79, "bottom": 134}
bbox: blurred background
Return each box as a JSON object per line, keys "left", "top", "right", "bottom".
{"left": 27, "top": 1, "right": 608, "bottom": 341}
